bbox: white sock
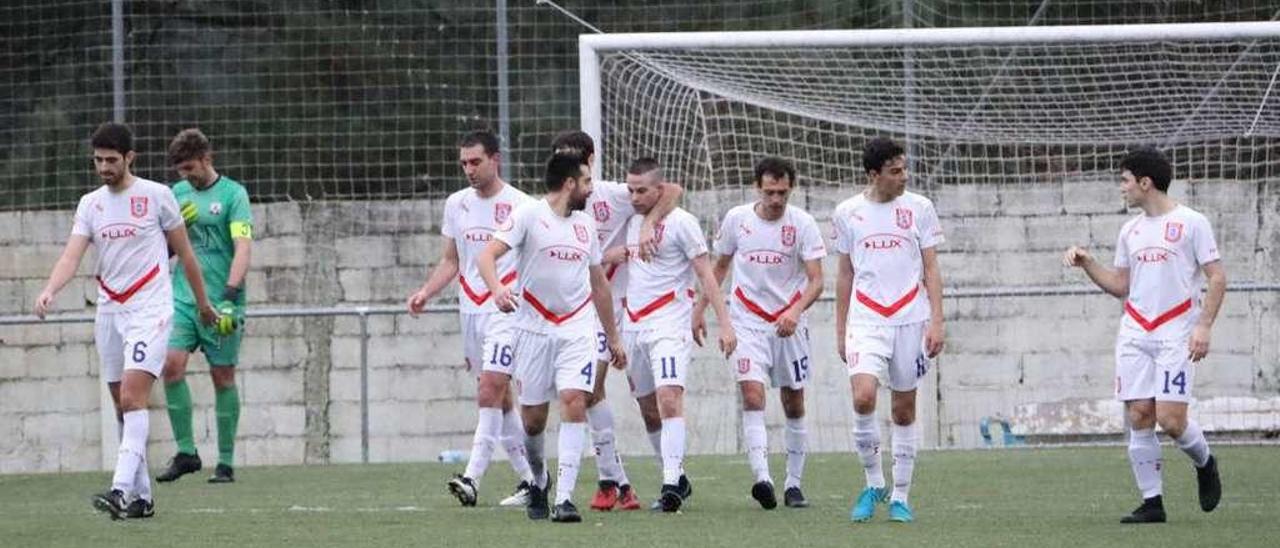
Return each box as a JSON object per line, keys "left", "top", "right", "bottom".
{"left": 784, "top": 417, "right": 807, "bottom": 490}
{"left": 660, "top": 417, "right": 686, "bottom": 486}
{"left": 555, "top": 422, "right": 587, "bottom": 505}
{"left": 111, "top": 410, "right": 149, "bottom": 497}
{"left": 463, "top": 407, "right": 502, "bottom": 483}
{"left": 133, "top": 450, "right": 151, "bottom": 502}
{"left": 526, "top": 433, "right": 547, "bottom": 488}
{"left": 890, "top": 423, "right": 917, "bottom": 503}
{"left": 853, "top": 412, "right": 885, "bottom": 489}
{"left": 1175, "top": 420, "right": 1211, "bottom": 468}
{"left": 647, "top": 429, "right": 663, "bottom": 469}
{"left": 588, "top": 402, "right": 629, "bottom": 486}
{"left": 743, "top": 410, "right": 770, "bottom": 483}
{"left": 1128, "top": 428, "right": 1163, "bottom": 499}
{"left": 501, "top": 409, "right": 534, "bottom": 482}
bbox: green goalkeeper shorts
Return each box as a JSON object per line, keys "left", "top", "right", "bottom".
{"left": 168, "top": 302, "right": 243, "bottom": 366}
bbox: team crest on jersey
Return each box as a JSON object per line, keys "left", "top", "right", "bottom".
{"left": 129, "top": 196, "right": 148, "bottom": 219}
{"left": 894, "top": 208, "right": 913, "bottom": 230}
{"left": 781, "top": 225, "right": 796, "bottom": 247}
{"left": 1164, "top": 222, "right": 1183, "bottom": 243}
{"left": 209, "top": 202, "right": 222, "bottom": 216}
{"left": 593, "top": 201, "right": 611, "bottom": 223}
{"left": 494, "top": 202, "right": 512, "bottom": 224}
{"left": 737, "top": 358, "right": 751, "bottom": 374}
{"left": 574, "top": 224, "right": 589, "bottom": 244}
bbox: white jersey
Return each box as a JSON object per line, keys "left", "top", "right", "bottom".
{"left": 588, "top": 180, "right": 635, "bottom": 294}
{"left": 832, "top": 190, "right": 944, "bottom": 327}
{"left": 1114, "top": 204, "right": 1219, "bottom": 340}
{"left": 71, "top": 178, "right": 183, "bottom": 313}
{"left": 494, "top": 199, "right": 602, "bottom": 333}
{"left": 714, "top": 203, "right": 826, "bottom": 331}
{"left": 441, "top": 183, "right": 534, "bottom": 314}
{"left": 622, "top": 208, "right": 706, "bottom": 332}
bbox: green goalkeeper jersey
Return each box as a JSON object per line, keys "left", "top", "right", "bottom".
{"left": 172, "top": 175, "right": 253, "bottom": 307}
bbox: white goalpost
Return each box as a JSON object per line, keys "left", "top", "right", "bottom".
{"left": 578, "top": 21, "right": 1280, "bottom": 448}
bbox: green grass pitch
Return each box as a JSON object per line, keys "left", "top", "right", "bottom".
{"left": 2, "top": 445, "right": 1275, "bottom": 547}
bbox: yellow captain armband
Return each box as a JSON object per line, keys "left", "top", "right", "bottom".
{"left": 229, "top": 221, "right": 253, "bottom": 239}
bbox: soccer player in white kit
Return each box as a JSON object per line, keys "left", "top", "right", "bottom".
{"left": 550, "top": 130, "right": 682, "bottom": 512}
{"left": 406, "top": 130, "right": 535, "bottom": 507}
{"left": 33, "top": 122, "right": 218, "bottom": 520}
{"left": 695, "top": 157, "right": 825, "bottom": 510}
{"left": 619, "top": 157, "right": 736, "bottom": 513}
{"left": 833, "top": 138, "right": 945, "bottom": 524}
{"left": 475, "top": 152, "right": 626, "bottom": 523}
{"left": 1064, "top": 147, "right": 1224, "bottom": 524}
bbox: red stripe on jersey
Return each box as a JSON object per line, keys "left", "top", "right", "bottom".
{"left": 97, "top": 264, "right": 161, "bottom": 304}
{"left": 623, "top": 291, "right": 677, "bottom": 323}
{"left": 855, "top": 285, "right": 920, "bottom": 318}
{"left": 523, "top": 291, "right": 592, "bottom": 325}
{"left": 734, "top": 287, "right": 802, "bottom": 323}
{"left": 1124, "top": 298, "right": 1192, "bottom": 332}
{"left": 459, "top": 271, "right": 517, "bottom": 305}
{"left": 606, "top": 263, "right": 619, "bottom": 281}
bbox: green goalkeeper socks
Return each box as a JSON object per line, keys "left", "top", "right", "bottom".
{"left": 164, "top": 379, "right": 197, "bottom": 455}
{"left": 215, "top": 385, "right": 240, "bottom": 467}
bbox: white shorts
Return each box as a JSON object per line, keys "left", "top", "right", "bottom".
{"left": 845, "top": 321, "right": 930, "bottom": 392}
{"left": 461, "top": 312, "right": 518, "bottom": 379}
{"left": 512, "top": 327, "right": 598, "bottom": 406}
{"left": 95, "top": 305, "right": 173, "bottom": 383}
{"left": 1115, "top": 335, "right": 1194, "bottom": 403}
{"left": 730, "top": 324, "right": 811, "bottom": 389}
{"left": 593, "top": 305, "right": 623, "bottom": 363}
{"left": 624, "top": 328, "right": 694, "bottom": 397}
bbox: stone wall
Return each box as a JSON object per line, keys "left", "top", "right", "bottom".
{"left": 2, "top": 180, "right": 1277, "bottom": 473}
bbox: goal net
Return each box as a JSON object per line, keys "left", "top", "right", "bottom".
{"left": 581, "top": 22, "right": 1280, "bottom": 449}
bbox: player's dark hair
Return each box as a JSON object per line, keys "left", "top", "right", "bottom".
{"left": 1119, "top": 146, "right": 1173, "bottom": 192}
{"left": 458, "top": 130, "right": 501, "bottom": 156}
{"left": 168, "top": 128, "right": 212, "bottom": 165}
{"left": 862, "top": 137, "right": 904, "bottom": 174}
{"left": 551, "top": 129, "right": 595, "bottom": 158}
{"left": 545, "top": 152, "right": 587, "bottom": 192}
{"left": 627, "top": 157, "right": 662, "bottom": 180}
{"left": 754, "top": 156, "right": 796, "bottom": 187}
{"left": 90, "top": 122, "right": 134, "bottom": 155}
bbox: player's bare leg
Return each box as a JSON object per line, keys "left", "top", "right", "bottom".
{"left": 655, "top": 385, "right": 688, "bottom": 512}
{"left": 158, "top": 350, "right": 202, "bottom": 482}
{"left": 740, "top": 380, "right": 776, "bottom": 509}
{"left": 94, "top": 370, "right": 156, "bottom": 520}
{"left": 888, "top": 389, "right": 918, "bottom": 521}
{"left": 521, "top": 402, "right": 552, "bottom": 520}
{"left": 780, "top": 386, "right": 808, "bottom": 508}
{"left": 587, "top": 363, "right": 636, "bottom": 511}
{"left": 850, "top": 373, "right": 887, "bottom": 521}
{"left": 550, "top": 389, "right": 590, "bottom": 523}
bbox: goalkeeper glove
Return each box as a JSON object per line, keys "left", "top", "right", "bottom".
{"left": 213, "top": 301, "right": 242, "bottom": 336}
{"left": 180, "top": 200, "right": 199, "bottom": 226}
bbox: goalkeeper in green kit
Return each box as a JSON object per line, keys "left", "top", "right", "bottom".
{"left": 157, "top": 128, "right": 253, "bottom": 484}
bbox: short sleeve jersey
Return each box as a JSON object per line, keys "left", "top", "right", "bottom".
{"left": 72, "top": 178, "right": 183, "bottom": 313}
{"left": 493, "top": 199, "right": 602, "bottom": 334}
{"left": 442, "top": 183, "right": 535, "bottom": 314}
{"left": 713, "top": 203, "right": 826, "bottom": 331}
{"left": 171, "top": 175, "right": 252, "bottom": 307}
{"left": 831, "top": 190, "right": 944, "bottom": 327}
{"left": 1113, "top": 204, "right": 1220, "bottom": 340}
{"left": 622, "top": 208, "right": 706, "bottom": 332}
